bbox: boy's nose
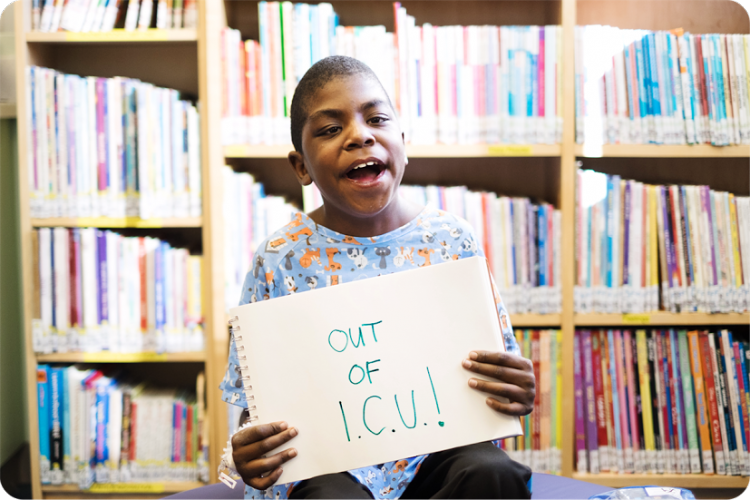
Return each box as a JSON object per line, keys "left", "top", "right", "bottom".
{"left": 344, "top": 120, "right": 375, "bottom": 150}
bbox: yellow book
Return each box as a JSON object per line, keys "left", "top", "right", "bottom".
{"left": 636, "top": 329, "right": 656, "bottom": 471}
{"left": 540, "top": 331, "right": 551, "bottom": 472}
{"left": 729, "top": 195, "right": 744, "bottom": 289}
{"left": 649, "top": 186, "right": 659, "bottom": 298}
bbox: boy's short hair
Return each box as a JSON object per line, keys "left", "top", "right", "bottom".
{"left": 290, "top": 55, "right": 391, "bottom": 153}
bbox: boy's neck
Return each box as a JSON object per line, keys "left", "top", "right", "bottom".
{"left": 308, "top": 198, "right": 424, "bottom": 238}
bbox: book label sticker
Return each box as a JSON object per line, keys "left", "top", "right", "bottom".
{"left": 621, "top": 313, "right": 651, "bottom": 325}
{"left": 487, "top": 145, "right": 533, "bottom": 156}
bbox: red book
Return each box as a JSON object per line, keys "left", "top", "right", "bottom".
{"left": 532, "top": 330, "right": 541, "bottom": 461}
{"left": 69, "top": 229, "right": 79, "bottom": 328}
{"left": 592, "top": 329, "right": 609, "bottom": 470}
{"left": 699, "top": 332, "right": 725, "bottom": 472}
{"left": 186, "top": 404, "right": 194, "bottom": 463}
{"left": 129, "top": 401, "right": 138, "bottom": 462}
{"left": 139, "top": 238, "right": 147, "bottom": 332}
{"left": 695, "top": 36, "right": 710, "bottom": 129}
{"left": 733, "top": 341, "right": 750, "bottom": 463}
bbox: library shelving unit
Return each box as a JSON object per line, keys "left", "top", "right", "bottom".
{"left": 12, "top": 0, "right": 225, "bottom": 498}
{"left": 13, "top": 0, "right": 750, "bottom": 499}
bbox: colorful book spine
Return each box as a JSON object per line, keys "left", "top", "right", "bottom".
{"left": 37, "top": 365, "right": 52, "bottom": 484}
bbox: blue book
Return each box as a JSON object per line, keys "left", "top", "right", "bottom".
{"left": 670, "top": 329, "right": 687, "bottom": 472}
{"left": 712, "top": 35, "right": 728, "bottom": 143}
{"left": 739, "top": 342, "right": 750, "bottom": 459}
{"left": 37, "top": 364, "right": 52, "bottom": 484}
{"left": 61, "top": 367, "right": 72, "bottom": 482}
{"left": 94, "top": 377, "right": 111, "bottom": 473}
{"left": 538, "top": 205, "right": 547, "bottom": 287}
{"left": 728, "top": 332, "right": 747, "bottom": 468}
{"left": 50, "top": 367, "right": 64, "bottom": 482}
{"left": 634, "top": 37, "right": 649, "bottom": 137}
{"left": 647, "top": 34, "right": 662, "bottom": 143}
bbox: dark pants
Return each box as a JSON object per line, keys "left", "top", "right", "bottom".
{"left": 289, "top": 442, "right": 532, "bottom": 499}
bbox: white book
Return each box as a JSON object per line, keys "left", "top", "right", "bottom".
{"left": 60, "top": 0, "right": 86, "bottom": 32}
{"left": 107, "top": 78, "right": 123, "bottom": 217}
{"left": 107, "top": 388, "right": 123, "bottom": 482}
{"left": 677, "top": 33, "right": 697, "bottom": 144}
{"left": 80, "top": 228, "right": 98, "bottom": 351}
{"left": 85, "top": 77, "right": 99, "bottom": 217}
{"left": 136, "top": 83, "right": 152, "bottom": 219}
{"left": 137, "top": 0, "right": 153, "bottom": 29}
{"left": 56, "top": 73, "right": 70, "bottom": 217}
{"left": 155, "top": 0, "right": 168, "bottom": 28}
{"left": 90, "top": 0, "right": 108, "bottom": 31}
{"left": 733, "top": 35, "right": 750, "bottom": 144}
{"left": 26, "top": 68, "right": 39, "bottom": 218}
{"left": 53, "top": 228, "right": 70, "bottom": 352}
{"left": 102, "top": 0, "right": 121, "bottom": 31}
{"left": 124, "top": 0, "right": 141, "bottom": 30}
{"left": 39, "top": 229, "right": 53, "bottom": 353}
{"left": 105, "top": 231, "right": 120, "bottom": 351}
{"left": 40, "top": 0, "right": 56, "bottom": 31}
{"left": 35, "top": 69, "right": 50, "bottom": 218}
{"left": 544, "top": 26, "right": 557, "bottom": 144}
{"left": 49, "top": 0, "right": 66, "bottom": 31}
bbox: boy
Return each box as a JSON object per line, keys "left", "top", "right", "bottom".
{"left": 221, "top": 56, "right": 534, "bottom": 499}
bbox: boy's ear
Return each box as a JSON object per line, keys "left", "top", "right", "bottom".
{"left": 288, "top": 151, "right": 313, "bottom": 186}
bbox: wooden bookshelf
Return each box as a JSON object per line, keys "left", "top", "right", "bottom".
{"left": 30, "top": 217, "right": 203, "bottom": 228}
{"left": 41, "top": 481, "right": 205, "bottom": 499}
{"left": 571, "top": 472, "right": 750, "bottom": 489}
{"left": 26, "top": 29, "right": 197, "bottom": 43}
{"left": 575, "top": 312, "right": 750, "bottom": 327}
{"left": 511, "top": 314, "right": 563, "bottom": 327}
{"left": 36, "top": 351, "right": 206, "bottom": 363}
{"left": 0, "top": 102, "right": 16, "bottom": 118}
{"left": 575, "top": 144, "right": 750, "bottom": 158}
{"left": 13, "top": 0, "right": 750, "bottom": 496}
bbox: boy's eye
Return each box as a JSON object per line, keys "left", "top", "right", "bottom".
{"left": 321, "top": 126, "right": 341, "bottom": 135}
{"left": 370, "top": 116, "right": 389, "bottom": 124}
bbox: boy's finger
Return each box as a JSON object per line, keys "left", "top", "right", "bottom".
{"left": 234, "top": 427, "right": 299, "bottom": 462}
{"left": 485, "top": 397, "right": 532, "bottom": 416}
{"left": 468, "top": 350, "right": 532, "bottom": 371}
{"left": 463, "top": 361, "right": 536, "bottom": 391}
{"left": 241, "top": 448, "right": 298, "bottom": 479}
{"left": 467, "top": 379, "right": 533, "bottom": 405}
{"left": 247, "top": 467, "right": 284, "bottom": 490}
{"left": 232, "top": 421, "right": 289, "bottom": 448}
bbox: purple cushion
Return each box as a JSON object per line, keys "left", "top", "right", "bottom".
{"left": 530, "top": 473, "right": 613, "bottom": 499}
{"left": 164, "top": 474, "right": 614, "bottom": 500}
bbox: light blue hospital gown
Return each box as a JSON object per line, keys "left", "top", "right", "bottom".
{"left": 220, "top": 207, "right": 521, "bottom": 499}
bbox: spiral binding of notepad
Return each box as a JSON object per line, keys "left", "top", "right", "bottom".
{"left": 228, "top": 315, "right": 259, "bottom": 423}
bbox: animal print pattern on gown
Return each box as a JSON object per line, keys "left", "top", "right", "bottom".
{"left": 220, "top": 207, "right": 520, "bottom": 499}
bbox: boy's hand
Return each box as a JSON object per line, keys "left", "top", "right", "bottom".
{"left": 462, "top": 351, "right": 535, "bottom": 416}
{"left": 231, "top": 421, "right": 298, "bottom": 489}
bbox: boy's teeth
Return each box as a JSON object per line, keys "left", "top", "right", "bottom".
{"left": 353, "top": 161, "right": 377, "bottom": 170}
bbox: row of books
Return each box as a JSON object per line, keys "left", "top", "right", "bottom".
{"left": 33, "top": 0, "right": 197, "bottom": 33}
{"left": 26, "top": 66, "right": 202, "bottom": 219}
{"left": 220, "top": 1, "right": 563, "bottom": 146}
{"left": 399, "top": 185, "right": 562, "bottom": 315}
{"left": 575, "top": 170, "right": 750, "bottom": 314}
{"left": 223, "top": 166, "right": 298, "bottom": 311}
{"left": 36, "top": 365, "right": 208, "bottom": 486}
{"left": 31, "top": 228, "right": 204, "bottom": 354}
{"left": 575, "top": 26, "right": 750, "bottom": 146}
{"left": 500, "top": 330, "right": 562, "bottom": 475}
{"left": 575, "top": 329, "right": 750, "bottom": 476}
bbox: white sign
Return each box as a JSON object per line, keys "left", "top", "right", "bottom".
{"left": 230, "top": 256, "right": 523, "bottom": 484}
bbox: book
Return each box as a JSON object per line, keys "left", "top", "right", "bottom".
{"left": 229, "top": 256, "right": 522, "bottom": 484}
{"left": 31, "top": 228, "right": 203, "bottom": 354}
{"left": 26, "top": 67, "right": 202, "bottom": 219}
{"left": 220, "top": 6, "right": 563, "bottom": 146}
{"left": 37, "top": 365, "right": 52, "bottom": 484}
{"left": 576, "top": 168, "right": 749, "bottom": 314}
{"left": 35, "top": 366, "right": 206, "bottom": 485}
{"left": 576, "top": 26, "right": 750, "bottom": 146}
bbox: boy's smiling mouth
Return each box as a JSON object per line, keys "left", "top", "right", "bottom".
{"left": 344, "top": 157, "right": 387, "bottom": 184}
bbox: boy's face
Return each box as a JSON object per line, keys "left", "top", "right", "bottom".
{"left": 288, "top": 75, "right": 407, "bottom": 229}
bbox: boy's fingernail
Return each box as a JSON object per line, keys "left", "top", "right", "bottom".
{"left": 289, "top": 449, "right": 297, "bottom": 458}
{"left": 462, "top": 359, "right": 471, "bottom": 368}
{"left": 469, "top": 379, "right": 477, "bottom": 388}
{"left": 289, "top": 427, "right": 298, "bottom": 437}
{"left": 279, "top": 422, "right": 288, "bottom": 431}
{"left": 469, "top": 351, "right": 478, "bottom": 360}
